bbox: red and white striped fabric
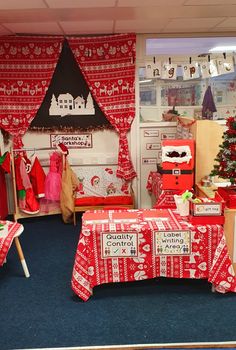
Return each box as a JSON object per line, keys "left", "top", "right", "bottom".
{"left": 146, "top": 171, "right": 163, "bottom": 200}
{"left": 0, "top": 36, "right": 63, "bottom": 148}
{"left": 68, "top": 34, "right": 136, "bottom": 181}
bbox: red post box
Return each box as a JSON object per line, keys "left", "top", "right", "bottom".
{"left": 161, "top": 139, "right": 195, "bottom": 190}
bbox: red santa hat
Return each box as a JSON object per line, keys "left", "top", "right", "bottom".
{"left": 91, "top": 175, "right": 99, "bottom": 186}
{"left": 56, "top": 143, "right": 69, "bottom": 155}
{"left": 22, "top": 155, "right": 32, "bottom": 173}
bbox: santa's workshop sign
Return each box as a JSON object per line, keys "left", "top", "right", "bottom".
{"left": 50, "top": 133, "right": 92, "bottom": 148}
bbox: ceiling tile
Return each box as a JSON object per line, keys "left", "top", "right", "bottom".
{"left": 115, "top": 19, "right": 167, "bottom": 33}
{"left": 118, "top": 0, "right": 185, "bottom": 6}
{"left": 46, "top": 0, "right": 116, "bottom": 8}
{"left": 215, "top": 17, "right": 236, "bottom": 28}
{"left": 164, "top": 17, "right": 225, "bottom": 31}
{"left": 185, "top": 0, "right": 236, "bottom": 5}
{"left": 3, "top": 22, "right": 63, "bottom": 35}
{"left": 130, "top": 5, "right": 236, "bottom": 19}
{"left": 0, "top": 0, "right": 235, "bottom": 37}
{"left": 0, "top": 0, "right": 47, "bottom": 10}
{"left": 60, "top": 20, "right": 113, "bottom": 34}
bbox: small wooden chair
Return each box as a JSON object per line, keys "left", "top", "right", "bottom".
{"left": 1, "top": 222, "right": 30, "bottom": 278}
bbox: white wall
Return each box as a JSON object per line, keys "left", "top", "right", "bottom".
{"left": 23, "top": 129, "right": 121, "bottom": 167}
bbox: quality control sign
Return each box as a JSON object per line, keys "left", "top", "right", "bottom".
{"left": 101, "top": 232, "right": 138, "bottom": 258}
{"left": 154, "top": 230, "right": 191, "bottom": 255}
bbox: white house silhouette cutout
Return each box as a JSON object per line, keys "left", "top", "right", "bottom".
{"left": 49, "top": 92, "right": 95, "bottom": 117}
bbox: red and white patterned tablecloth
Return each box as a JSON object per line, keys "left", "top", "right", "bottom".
{"left": 0, "top": 220, "right": 23, "bottom": 266}
{"left": 146, "top": 171, "right": 181, "bottom": 209}
{"left": 71, "top": 209, "right": 236, "bottom": 301}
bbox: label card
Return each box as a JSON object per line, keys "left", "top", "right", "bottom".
{"left": 192, "top": 203, "right": 222, "bottom": 216}
{"left": 154, "top": 230, "right": 191, "bottom": 255}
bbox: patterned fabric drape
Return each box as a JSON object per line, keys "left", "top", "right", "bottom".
{"left": 0, "top": 36, "right": 63, "bottom": 148}
{"left": 67, "top": 34, "right": 136, "bottom": 181}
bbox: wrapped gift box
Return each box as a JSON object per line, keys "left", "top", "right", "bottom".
{"left": 161, "top": 139, "right": 195, "bottom": 190}
{"left": 217, "top": 186, "right": 236, "bottom": 209}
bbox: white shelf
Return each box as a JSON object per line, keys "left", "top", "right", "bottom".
{"left": 139, "top": 121, "right": 177, "bottom": 128}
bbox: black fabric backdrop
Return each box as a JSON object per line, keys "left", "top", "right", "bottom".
{"left": 29, "top": 39, "right": 112, "bottom": 132}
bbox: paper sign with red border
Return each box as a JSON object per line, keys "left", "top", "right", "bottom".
{"left": 142, "top": 158, "right": 157, "bottom": 165}
{"left": 111, "top": 212, "right": 139, "bottom": 223}
{"left": 83, "top": 212, "right": 110, "bottom": 225}
{"left": 144, "top": 130, "right": 159, "bottom": 137}
{"left": 146, "top": 143, "right": 161, "bottom": 150}
{"left": 50, "top": 133, "right": 92, "bottom": 149}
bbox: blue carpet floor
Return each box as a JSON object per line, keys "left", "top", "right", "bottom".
{"left": 0, "top": 214, "right": 236, "bottom": 350}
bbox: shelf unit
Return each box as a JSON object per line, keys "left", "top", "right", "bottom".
{"left": 196, "top": 183, "right": 236, "bottom": 271}
{"left": 178, "top": 117, "right": 226, "bottom": 184}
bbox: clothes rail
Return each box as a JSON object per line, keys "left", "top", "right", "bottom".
{"left": 12, "top": 147, "right": 56, "bottom": 152}
{"left": 10, "top": 146, "right": 63, "bottom": 221}
{"left": 71, "top": 163, "right": 118, "bottom": 167}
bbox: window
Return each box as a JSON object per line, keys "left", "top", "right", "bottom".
{"left": 139, "top": 37, "right": 236, "bottom": 123}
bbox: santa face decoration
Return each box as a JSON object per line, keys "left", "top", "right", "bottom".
{"left": 162, "top": 145, "right": 192, "bottom": 164}
{"left": 161, "top": 139, "right": 195, "bottom": 190}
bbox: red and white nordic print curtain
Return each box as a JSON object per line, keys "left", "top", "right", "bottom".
{"left": 68, "top": 34, "right": 136, "bottom": 181}
{"left": 0, "top": 36, "right": 63, "bottom": 148}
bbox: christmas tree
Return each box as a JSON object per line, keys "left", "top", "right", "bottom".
{"left": 210, "top": 116, "right": 236, "bottom": 184}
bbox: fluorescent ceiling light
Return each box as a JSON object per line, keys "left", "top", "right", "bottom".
{"left": 209, "top": 46, "right": 236, "bottom": 52}
{"left": 139, "top": 79, "right": 152, "bottom": 83}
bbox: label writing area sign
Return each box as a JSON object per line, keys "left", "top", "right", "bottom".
{"left": 154, "top": 230, "right": 191, "bottom": 255}
{"left": 101, "top": 232, "right": 138, "bottom": 258}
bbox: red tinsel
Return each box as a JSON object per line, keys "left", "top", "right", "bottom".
{"left": 177, "top": 117, "right": 196, "bottom": 128}
{"left": 226, "top": 116, "right": 236, "bottom": 134}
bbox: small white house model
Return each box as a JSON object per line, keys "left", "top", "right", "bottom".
{"left": 49, "top": 92, "right": 95, "bottom": 117}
